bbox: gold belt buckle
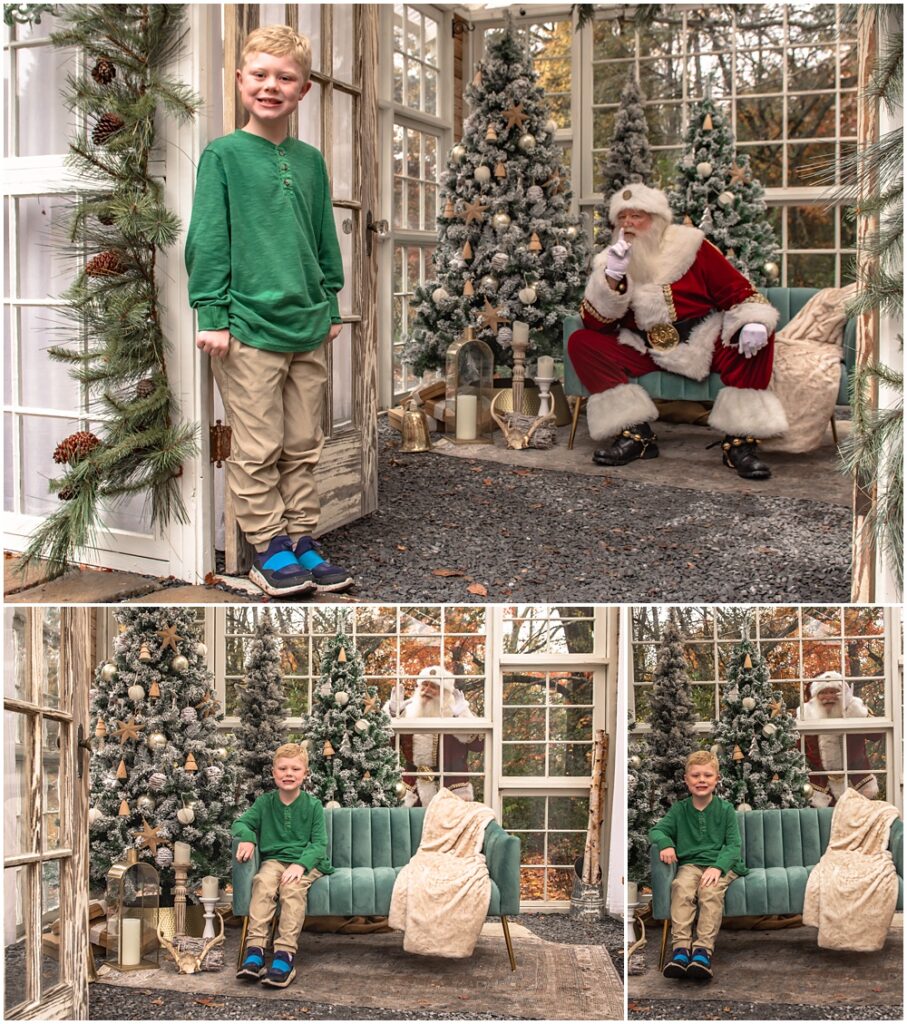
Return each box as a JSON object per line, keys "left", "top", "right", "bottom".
{"left": 647, "top": 322, "right": 680, "bottom": 351}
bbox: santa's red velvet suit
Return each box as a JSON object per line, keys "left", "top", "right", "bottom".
{"left": 569, "top": 212, "right": 788, "bottom": 446}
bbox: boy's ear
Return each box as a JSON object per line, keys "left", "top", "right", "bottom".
{"left": 298, "top": 80, "right": 313, "bottom": 101}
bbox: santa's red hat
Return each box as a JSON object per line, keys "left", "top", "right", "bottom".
{"left": 608, "top": 182, "right": 673, "bottom": 225}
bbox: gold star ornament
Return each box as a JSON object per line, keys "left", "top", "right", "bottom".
{"left": 769, "top": 698, "right": 784, "bottom": 718}
{"left": 135, "top": 819, "right": 168, "bottom": 856}
{"left": 157, "top": 624, "right": 183, "bottom": 653}
{"left": 730, "top": 162, "right": 747, "bottom": 185}
{"left": 502, "top": 102, "right": 528, "bottom": 131}
{"left": 478, "top": 297, "right": 510, "bottom": 333}
{"left": 116, "top": 717, "right": 143, "bottom": 744}
{"left": 364, "top": 693, "right": 379, "bottom": 714}
{"left": 461, "top": 198, "right": 488, "bottom": 225}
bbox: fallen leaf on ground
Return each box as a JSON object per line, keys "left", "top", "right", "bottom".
{"left": 432, "top": 568, "right": 465, "bottom": 577}
{"left": 149, "top": 998, "right": 164, "bottom": 1006}
{"left": 467, "top": 582, "right": 488, "bottom": 596}
{"left": 483, "top": 477, "right": 493, "bottom": 485}
{"left": 396, "top": 544, "right": 407, "bottom": 551}
{"left": 194, "top": 997, "right": 224, "bottom": 1008}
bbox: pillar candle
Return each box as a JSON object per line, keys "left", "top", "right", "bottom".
{"left": 120, "top": 917, "right": 142, "bottom": 966}
{"left": 455, "top": 395, "right": 478, "bottom": 440}
{"left": 627, "top": 881, "right": 638, "bottom": 906}
{"left": 201, "top": 875, "right": 220, "bottom": 899}
{"left": 512, "top": 321, "right": 529, "bottom": 346}
{"left": 173, "top": 842, "right": 191, "bottom": 866}
{"left": 537, "top": 355, "right": 555, "bottom": 378}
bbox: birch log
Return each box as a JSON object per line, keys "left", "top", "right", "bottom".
{"left": 582, "top": 729, "right": 608, "bottom": 885}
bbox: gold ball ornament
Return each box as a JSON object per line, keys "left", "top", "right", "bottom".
{"left": 171, "top": 655, "right": 189, "bottom": 674}
{"left": 492, "top": 212, "right": 511, "bottom": 232}
{"left": 764, "top": 261, "right": 780, "bottom": 281}
{"left": 325, "top": 800, "right": 342, "bottom": 810}
{"left": 629, "top": 754, "right": 641, "bottom": 768}
{"left": 450, "top": 144, "right": 466, "bottom": 164}
{"left": 100, "top": 662, "right": 118, "bottom": 682}
{"left": 147, "top": 732, "right": 167, "bottom": 751}
{"left": 518, "top": 133, "right": 537, "bottom": 152}
{"left": 803, "top": 783, "right": 814, "bottom": 797}
{"left": 395, "top": 781, "right": 406, "bottom": 796}
{"left": 136, "top": 795, "right": 155, "bottom": 814}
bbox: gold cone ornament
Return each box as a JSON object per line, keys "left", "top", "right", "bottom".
{"left": 118, "top": 799, "right": 130, "bottom": 816}
{"left": 528, "top": 232, "right": 542, "bottom": 253}
{"left": 338, "top": 648, "right": 347, "bottom": 663}
{"left": 702, "top": 113, "right": 713, "bottom": 130}
{"left": 744, "top": 653, "right": 753, "bottom": 669}
{"left": 733, "top": 744, "right": 744, "bottom": 761}
{"left": 463, "top": 278, "right": 474, "bottom": 297}
{"left": 116, "top": 759, "right": 128, "bottom": 779}
{"left": 323, "top": 740, "right": 335, "bottom": 757}
{"left": 462, "top": 240, "right": 473, "bottom": 260}
{"left": 443, "top": 198, "right": 455, "bottom": 218}
{"left": 184, "top": 753, "right": 198, "bottom": 772}
{"left": 472, "top": 69, "right": 482, "bottom": 87}
{"left": 485, "top": 123, "right": 497, "bottom": 141}
{"left": 494, "top": 161, "right": 507, "bottom": 178}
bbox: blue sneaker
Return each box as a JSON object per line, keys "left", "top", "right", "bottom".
{"left": 236, "top": 945, "right": 266, "bottom": 981}
{"left": 262, "top": 949, "right": 296, "bottom": 988}
{"left": 686, "top": 947, "right": 713, "bottom": 980}
{"left": 293, "top": 537, "right": 353, "bottom": 593}
{"left": 249, "top": 535, "right": 315, "bottom": 597}
{"left": 662, "top": 947, "right": 690, "bottom": 979}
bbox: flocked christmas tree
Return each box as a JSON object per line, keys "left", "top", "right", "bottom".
{"left": 303, "top": 634, "right": 404, "bottom": 807}
{"left": 711, "top": 633, "right": 811, "bottom": 811}
{"left": 595, "top": 69, "right": 655, "bottom": 245}
{"left": 404, "top": 28, "right": 589, "bottom": 374}
{"left": 627, "top": 729, "right": 657, "bottom": 884}
{"left": 648, "top": 613, "right": 697, "bottom": 816}
{"left": 234, "top": 610, "right": 288, "bottom": 810}
{"left": 87, "top": 607, "right": 239, "bottom": 890}
{"left": 669, "top": 91, "right": 779, "bottom": 286}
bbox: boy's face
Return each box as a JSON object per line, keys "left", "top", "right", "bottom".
{"left": 272, "top": 755, "right": 307, "bottom": 791}
{"left": 237, "top": 50, "right": 311, "bottom": 125}
{"left": 685, "top": 763, "right": 719, "bottom": 798}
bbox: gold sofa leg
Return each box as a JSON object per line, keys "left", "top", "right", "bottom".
{"left": 236, "top": 915, "right": 250, "bottom": 970}
{"left": 568, "top": 396, "right": 584, "bottom": 450}
{"left": 501, "top": 915, "right": 517, "bottom": 971}
{"left": 658, "top": 919, "right": 670, "bottom": 971}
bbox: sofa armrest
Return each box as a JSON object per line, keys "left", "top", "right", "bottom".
{"left": 231, "top": 837, "right": 260, "bottom": 917}
{"left": 890, "top": 818, "right": 903, "bottom": 879}
{"left": 483, "top": 820, "right": 521, "bottom": 916}
{"left": 649, "top": 843, "right": 677, "bottom": 921}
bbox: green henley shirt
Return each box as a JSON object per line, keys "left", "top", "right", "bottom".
{"left": 648, "top": 796, "right": 749, "bottom": 876}
{"left": 231, "top": 789, "right": 334, "bottom": 874}
{"left": 185, "top": 130, "right": 344, "bottom": 353}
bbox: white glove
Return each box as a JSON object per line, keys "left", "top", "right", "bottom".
{"left": 604, "top": 229, "right": 632, "bottom": 281}
{"left": 738, "top": 322, "right": 768, "bottom": 359}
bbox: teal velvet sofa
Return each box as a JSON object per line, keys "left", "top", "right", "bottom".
{"left": 562, "top": 287, "right": 856, "bottom": 448}
{"left": 649, "top": 807, "right": 904, "bottom": 968}
{"left": 232, "top": 805, "right": 522, "bottom": 969}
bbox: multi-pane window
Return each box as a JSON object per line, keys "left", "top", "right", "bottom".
{"left": 629, "top": 606, "right": 895, "bottom": 807}
{"left": 501, "top": 794, "right": 588, "bottom": 902}
{"left": 591, "top": 5, "right": 857, "bottom": 285}
{"left": 393, "top": 3, "right": 440, "bottom": 116}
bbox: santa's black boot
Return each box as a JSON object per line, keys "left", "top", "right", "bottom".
{"left": 593, "top": 422, "right": 658, "bottom": 466}
{"left": 720, "top": 435, "right": 771, "bottom": 480}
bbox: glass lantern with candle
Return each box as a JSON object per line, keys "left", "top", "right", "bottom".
{"left": 445, "top": 327, "right": 494, "bottom": 444}
{"left": 105, "top": 848, "right": 161, "bottom": 970}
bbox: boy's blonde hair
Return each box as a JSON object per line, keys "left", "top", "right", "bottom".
{"left": 273, "top": 741, "right": 308, "bottom": 769}
{"left": 241, "top": 25, "right": 312, "bottom": 84}
{"left": 685, "top": 749, "right": 719, "bottom": 773}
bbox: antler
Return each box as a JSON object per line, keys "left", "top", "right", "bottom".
{"left": 490, "top": 390, "right": 528, "bottom": 449}
{"left": 196, "top": 910, "right": 225, "bottom": 969}
{"left": 156, "top": 910, "right": 224, "bottom": 974}
{"left": 524, "top": 411, "right": 556, "bottom": 445}
{"left": 156, "top": 920, "right": 185, "bottom": 971}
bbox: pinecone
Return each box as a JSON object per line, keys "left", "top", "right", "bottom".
{"left": 97, "top": 207, "right": 116, "bottom": 227}
{"left": 58, "top": 486, "right": 75, "bottom": 501}
{"left": 86, "top": 251, "right": 126, "bottom": 278}
{"left": 91, "top": 58, "right": 117, "bottom": 85}
{"left": 53, "top": 430, "right": 101, "bottom": 465}
{"left": 92, "top": 112, "right": 124, "bottom": 145}
{"left": 135, "top": 378, "right": 155, "bottom": 399}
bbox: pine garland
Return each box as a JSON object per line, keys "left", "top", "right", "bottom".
{"left": 22, "top": 5, "right": 200, "bottom": 577}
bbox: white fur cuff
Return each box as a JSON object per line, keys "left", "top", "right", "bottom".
{"left": 586, "top": 383, "right": 658, "bottom": 440}
{"left": 722, "top": 297, "right": 780, "bottom": 343}
{"left": 708, "top": 386, "right": 790, "bottom": 438}
{"left": 632, "top": 283, "right": 671, "bottom": 330}
{"left": 584, "top": 251, "right": 633, "bottom": 322}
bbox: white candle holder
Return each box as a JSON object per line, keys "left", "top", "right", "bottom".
{"left": 199, "top": 896, "right": 219, "bottom": 940}
{"left": 534, "top": 375, "right": 555, "bottom": 417}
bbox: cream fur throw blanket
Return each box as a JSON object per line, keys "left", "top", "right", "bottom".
{"left": 765, "top": 283, "right": 856, "bottom": 453}
{"left": 389, "top": 786, "right": 496, "bottom": 957}
{"left": 803, "top": 786, "right": 900, "bottom": 951}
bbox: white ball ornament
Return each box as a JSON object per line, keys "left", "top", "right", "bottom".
{"left": 518, "top": 285, "right": 538, "bottom": 305}
{"left": 355, "top": 719, "right": 369, "bottom": 734}
{"left": 518, "top": 133, "right": 537, "bottom": 153}
{"left": 737, "top": 802, "right": 753, "bottom": 813}
{"left": 741, "top": 696, "right": 756, "bottom": 710}
{"left": 128, "top": 683, "right": 146, "bottom": 702}
{"left": 176, "top": 805, "right": 195, "bottom": 825}
{"left": 88, "top": 806, "right": 103, "bottom": 825}
{"left": 334, "top": 691, "right": 350, "bottom": 706}
{"left": 100, "top": 663, "right": 117, "bottom": 682}
{"left": 147, "top": 732, "right": 167, "bottom": 751}
{"left": 473, "top": 165, "right": 491, "bottom": 184}
{"left": 215, "top": 747, "right": 228, "bottom": 761}
{"left": 497, "top": 326, "right": 513, "bottom": 346}
{"left": 196, "top": 642, "right": 207, "bottom": 658}
{"left": 325, "top": 800, "right": 342, "bottom": 810}
{"left": 148, "top": 771, "right": 167, "bottom": 791}
{"left": 171, "top": 655, "right": 189, "bottom": 674}
{"left": 565, "top": 225, "right": 578, "bottom": 241}
{"left": 491, "top": 252, "right": 509, "bottom": 272}
{"left": 544, "top": 119, "right": 558, "bottom": 136}
{"left": 762, "top": 723, "right": 777, "bottom": 737}
{"left": 718, "top": 191, "right": 734, "bottom": 207}
{"left": 492, "top": 212, "right": 511, "bottom": 232}
{"left": 696, "top": 161, "right": 713, "bottom": 178}
{"left": 431, "top": 287, "right": 449, "bottom": 304}
{"left": 710, "top": 744, "right": 722, "bottom": 755}
{"left": 155, "top": 847, "right": 173, "bottom": 868}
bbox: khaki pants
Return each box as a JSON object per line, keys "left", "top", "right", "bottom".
{"left": 213, "top": 337, "right": 327, "bottom": 548}
{"left": 247, "top": 860, "right": 322, "bottom": 954}
{"left": 670, "top": 865, "right": 737, "bottom": 953}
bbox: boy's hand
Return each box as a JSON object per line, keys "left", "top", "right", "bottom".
{"left": 280, "top": 864, "right": 305, "bottom": 885}
{"left": 700, "top": 867, "right": 722, "bottom": 888}
{"left": 659, "top": 847, "right": 678, "bottom": 864}
{"left": 324, "top": 323, "right": 343, "bottom": 344}
{"left": 235, "top": 841, "right": 256, "bottom": 862}
{"left": 196, "top": 329, "right": 231, "bottom": 358}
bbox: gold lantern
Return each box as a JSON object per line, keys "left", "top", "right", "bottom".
{"left": 105, "top": 848, "right": 160, "bottom": 971}
{"left": 445, "top": 327, "right": 495, "bottom": 445}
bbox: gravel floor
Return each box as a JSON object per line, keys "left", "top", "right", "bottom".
{"left": 320, "top": 428, "right": 850, "bottom": 603}
{"left": 628, "top": 998, "right": 902, "bottom": 1020}
{"left": 514, "top": 911, "right": 624, "bottom": 978}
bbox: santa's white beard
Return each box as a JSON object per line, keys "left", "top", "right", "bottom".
{"left": 406, "top": 686, "right": 455, "bottom": 718}
{"left": 626, "top": 220, "right": 667, "bottom": 283}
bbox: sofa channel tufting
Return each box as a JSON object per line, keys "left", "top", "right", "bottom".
{"left": 649, "top": 806, "right": 904, "bottom": 969}
{"left": 232, "top": 804, "right": 522, "bottom": 969}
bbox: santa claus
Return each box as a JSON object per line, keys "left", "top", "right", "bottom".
{"left": 798, "top": 671, "right": 883, "bottom": 807}
{"left": 383, "top": 666, "right": 482, "bottom": 808}
{"left": 568, "top": 182, "right": 788, "bottom": 479}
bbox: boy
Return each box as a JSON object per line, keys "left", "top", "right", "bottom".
{"left": 233, "top": 742, "right": 333, "bottom": 987}
{"left": 186, "top": 25, "right": 352, "bottom": 597}
{"left": 648, "top": 750, "right": 748, "bottom": 981}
